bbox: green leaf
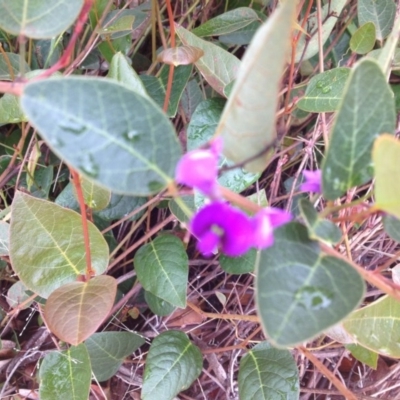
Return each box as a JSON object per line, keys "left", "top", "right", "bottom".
{"left": 358, "top": 0, "right": 396, "bottom": 40}
{"left": 21, "top": 77, "right": 182, "bottom": 196}
{"left": 299, "top": 199, "right": 341, "bottom": 244}
{"left": 107, "top": 52, "right": 149, "bottom": 98}
{"left": 219, "top": 249, "right": 257, "bottom": 274}
{"left": 79, "top": 176, "right": 111, "bottom": 211}
{"left": 39, "top": 344, "right": 91, "bottom": 400}
{"left": 96, "top": 192, "right": 146, "bottom": 221}
{"left": 187, "top": 98, "right": 259, "bottom": 207}
{"left": 0, "top": 0, "right": 84, "bottom": 39}
{"left": 96, "top": 14, "right": 135, "bottom": 36}
{"left": 238, "top": 341, "right": 299, "bottom": 400}
{"left": 192, "top": 7, "right": 260, "bottom": 37}
{"left": 343, "top": 295, "right": 400, "bottom": 358}
{"left": 142, "top": 330, "right": 202, "bottom": 400}
{"left": 180, "top": 79, "right": 203, "bottom": 120}
{"left": 322, "top": 59, "right": 396, "bottom": 200}
{"left": 6, "top": 281, "right": 34, "bottom": 310}
{"left": 350, "top": 22, "right": 376, "bottom": 55}
{"left": 295, "top": 0, "right": 348, "bottom": 62}
{"left": 144, "top": 290, "right": 176, "bottom": 316}
{"left": 373, "top": 135, "right": 400, "bottom": 218}
{"left": 168, "top": 195, "right": 195, "bottom": 224}
{"left": 383, "top": 214, "right": 400, "bottom": 241}
{"left": 297, "top": 68, "right": 350, "bottom": 112}
{"left": 134, "top": 234, "right": 188, "bottom": 308}
{"left": 85, "top": 331, "right": 145, "bottom": 381}
{"left": 345, "top": 344, "right": 378, "bottom": 369}
{"left": 175, "top": 24, "right": 241, "bottom": 96}
{"left": 0, "top": 221, "right": 9, "bottom": 256}
{"left": 0, "top": 53, "right": 30, "bottom": 80}
{"left": 44, "top": 275, "right": 117, "bottom": 346}
{"left": 216, "top": 0, "right": 298, "bottom": 173}
{"left": 9, "top": 191, "right": 109, "bottom": 298}
{"left": 256, "top": 222, "right": 365, "bottom": 347}
{"left": 140, "top": 65, "right": 192, "bottom": 117}
{"left": 0, "top": 93, "right": 26, "bottom": 124}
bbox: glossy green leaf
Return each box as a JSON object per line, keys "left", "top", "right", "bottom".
{"left": 297, "top": 68, "right": 350, "bottom": 112}
{"left": 142, "top": 330, "right": 202, "bottom": 400}
{"left": 373, "top": 135, "right": 400, "bottom": 218}
{"left": 383, "top": 214, "right": 400, "bottom": 242}
{"left": 192, "top": 7, "right": 260, "bottom": 37}
{"left": 358, "top": 0, "right": 396, "bottom": 40}
{"left": 216, "top": 0, "right": 298, "bottom": 173}
{"left": 0, "top": 0, "right": 84, "bottom": 39}
{"left": 343, "top": 295, "right": 400, "bottom": 358}
{"left": 175, "top": 24, "right": 241, "bottom": 96}
{"left": 79, "top": 176, "right": 111, "bottom": 211}
{"left": 140, "top": 65, "right": 192, "bottom": 117}
{"left": 0, "top": 53, "right": 30, "bottom": 80}
{"left": 85, "top": 331, "right": 145, "bottom": 382}
{"left": 107, "top": 52, "right": 149, "bottom": 98}
{"left": 144, "top": 290, "right": 175, "bottom": 316}
{"left": 238, "top": 341, "right": 299, "bottom": 400}
{"left": 134, "top": 234, "right": 188, "bottom": 308}
{"left": 6, "top": 281, "right": 33, "bottom": 310}
{"left": 256, "top": 222, "right": 365, "bottom": 347}
{"left": 0, "top": 221, "right": 9, "bottom": 256}
{"left": 219, "top": 249, "right": 257, "bottom": 274}
{"left": 322, "top": 59, "right": 396, "bottom": 200}
{"left": 295, "top": 0, "right": 347, "bottom": 62}
{"left": 350, "top": 22, "right": 376, "bottom": 54}
{"left": 299, "top": 199, "right": 341, "bottom": 244}
{"left": 21, "top": 77, "right": 182, "bottom": 196}
{"left": 45, "top": 275, "right": 117, "bottom": 345}
{"left": 9, "top": 191, "right": 109, "bottom": 298}
{"left": 39, "top": 344, "right": 91, "bottom": 400}
{"left": 187, "top": 98, "right": 259, "bottom": 207}
{"left": 345, "top": 344, "right": 378, "bottom": 369}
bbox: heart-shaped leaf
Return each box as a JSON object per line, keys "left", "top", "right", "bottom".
{"left": 373, "top": 135, "right": 400, "bottom": 218}
{"left": 0, "top": 0, "right": 84, "bottom": 39}
{"left": 322, "top": 59, "right": 396, "bottom": 200}
{"left": 134, "top": 234, "right": 188, "bottom": 308}
{"left": 175, "top": 24, "right": 241, "bottom": 96}
{"left": 256, "top": 223, "right": 365, "bottom": 347}
{"left": 21, "top": 77, "right": 182, "bottom": 196}
{"left": 142, "top": 330, "right": 202, "bottom": 400}
{"left": 85, "top": 331, "right": 145, "bottom": 381}
{"left": 45, "top": 275, "right": 117, "bottom": 346}
{"left": 10, "top": 191, "right": 109, "bottom": 298}
{"left": 216, "top": 0, "right": 298, "bottom": 172}
{"left": 39, "top": 344, "right": 91, "bottom": 400}
{"left": 343, "top": 295, "right": 400, "bottom": 358}
{"left": 238, "top": 341, "right": 299, "bottom": 400}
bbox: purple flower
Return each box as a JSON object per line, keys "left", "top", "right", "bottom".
{"left": 252, "top": 208, "right": 292, "bottom": 249}
{"left": 190, "top": 201, "right": 254, "bottom": 257}
{"left": 300, "top": 169, "right": 322, "bottom": 193}
{"left": 175, "top": 138, "right": 222, "bottom": 197}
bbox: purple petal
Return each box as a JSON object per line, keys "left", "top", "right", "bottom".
{"left": 190, "top": 202, "right": 253, "bottom": 257}
{"left": 300, "top": 169, "right": 322, "bottom": 193}
{"left": 196, "top": 230, "right": 220, "bottom": 256}
{"left": 175, "top": 149, "right": 218, "bottom": 196}
{"left": 252, "top": 211, "right": 274, "bottom": 249}
{"left": 259, "top": 207, "right": 293, "bottom": 228}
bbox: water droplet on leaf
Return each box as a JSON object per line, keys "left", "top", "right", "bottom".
{"left": 316, "top": 80, "right": 324, "bottom": 88}
{"left": 60, "top": 119, "right": 87, "bottom": 135}
{"left": 295, "top": 286, "right": 333, "bottom": 310}
{"left": 79, "top": 154, "right": 99, "bottom": 178}
{"left": 123, "top": 130, "right": 141, "bottom": 142}
{"left": 322, "top": 86, "right": 331, "bottom": 94}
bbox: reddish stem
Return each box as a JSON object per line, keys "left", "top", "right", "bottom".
{"left": 70, "top": 168, "right": 94, "bottom": 280}
{"left": 163, "top": 0, "right": 176, "bottom": 113}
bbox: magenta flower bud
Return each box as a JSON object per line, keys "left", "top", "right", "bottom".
{"left": 300, "top": 169, "right": 322, "bottom": 193}
{"left": 252, "top": 207, "right": 292, "bottom": 249}
{"left": 175, "top": 138, "right": 222, "bottom": 197}
{"left": 190, "top": 201, "right": 254, "bottom": 257}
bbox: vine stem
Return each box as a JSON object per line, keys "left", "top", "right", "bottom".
{"left": 70, "top": 169, "right": 93, "bottom": 280}
{"left": 163, "top": 0, "right": 176, "bottom": 113}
